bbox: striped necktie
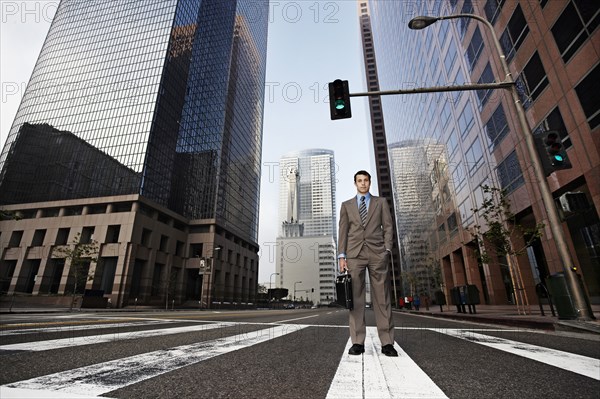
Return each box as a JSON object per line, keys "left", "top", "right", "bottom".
{"left": 359, "top": 196, "right": 367, "bottom": 225}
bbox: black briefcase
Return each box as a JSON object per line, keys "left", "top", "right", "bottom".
{"left": 335, "top": 272, "right": 353, "bottom": 310}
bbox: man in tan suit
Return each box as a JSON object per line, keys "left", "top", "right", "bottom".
{"left": 338, "top": 170, "right": 397, "bottom": 356}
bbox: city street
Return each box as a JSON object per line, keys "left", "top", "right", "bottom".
{"left": 1, "top": 308, "right": 598, "bottom": 398}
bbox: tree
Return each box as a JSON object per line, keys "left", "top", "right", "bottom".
{"left": 257, "top": 283, "right": 267, "bottom": 294}
{"left": 52, "top": 232, "right": 99, "bottom": 309}
{"left": 469, "top": 185, "right": 544, "bottom": 314}
{"left": 0, "top": 210, "right": 22, "bottom": 220}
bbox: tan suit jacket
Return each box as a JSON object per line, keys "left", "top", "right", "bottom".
{"left": 338, "top": 194, "right": 395, "bottom": 346}
{"left": 338, "top": 195, "right": 393, "bottom": 259}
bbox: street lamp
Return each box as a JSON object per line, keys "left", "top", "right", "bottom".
{"left": 270, "top": 272, "right": 279, "bottom": 290}
{"left": 269, "top": 272, "right": 280, "bottom": 302}
{"left": 408, "top": 13, "right": 593, "bottom": 320}
{"left": 203, "top": 245, "right": 221, "bottom": 310}
{"left": 294, "top": 281, "right": 302, "bottom": 302}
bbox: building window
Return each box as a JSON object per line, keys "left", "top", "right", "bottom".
{"left": 56, "top": 228, "right": 70, "bottom": 245}
{"left": 100, "top": 257, "right": 117, "bottom": 294}
{"left": 444, "top": 42, "right": 458, "bottom": 76}
{"left": 477, "top": 63, "right": 496, "bottom": 109}
{"left": 496, "top": 151, "right": 524, "bottom": 193}
{"left": 484, "top": 0, "right": 506, "bottom": 25}
{"left": 533, "top": 106, "right": 572, "bottom": 148}
{"left": 190, "top": 243, "right": 203, "bottom": 258}
{"left": 105, "top": 225, "right": 121, "bottom": 243}
{"left": 141, "top": 228, "right": 152, "bottom": 247}
{"left": 500, "top": 4, "right": 529, "bottom": 63}
{"left": 80, "top": 227, "right": 95, "bottom": 244}
{"left": 551, "top": 1, "right": 599, "bottom": 63}
{"left": 485, "top": 104, "right": 510, "bottom": 149}
{"left": 459, "top": 0, "right": 474, "bottom": 38}
{"left": 574, "top": 63, "right": 600, "bottom": 130}
{"left": 516, "top": 52, "right": 549, "bottom": 110}
{"left": 458, "top": 198, "right": 474, "bottom": 227}
{"left": 452, "top": 161, "right": 466, "bottom": 192}
{"left": 441, "top": 102, "right": 452, "bottom": 128}
{"left": 458, "top": 101, "right": 475, "bottom": 139}
{"left": 465, "top": 137, "right": 484, "bottom": 175}
{"left": 447, "top": 213, "right": 458, "bottom": 234}
{"left": 446, "top": 131, "right": 459, "bottom": 155}
{"left": 8, "top": 231, "right": 23, "bottom": 247}
{"left": 31, "top": 229, "right": 46, "bottom": 246}
{"left": 466, "top": 27, "right": 485, "bottom": 71}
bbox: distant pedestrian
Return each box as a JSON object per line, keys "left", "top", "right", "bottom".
{"left": 413, "top": 295, "right": 421, "bottom": 311}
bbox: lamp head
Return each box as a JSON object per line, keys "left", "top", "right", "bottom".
{"left": 408, "top": 16, "right": 439, "bottom": 30}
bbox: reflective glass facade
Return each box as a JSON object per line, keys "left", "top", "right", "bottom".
{"left": 368, "top": 0, "right": 600, "bottom": 303}
{"left": 0, "top": 0, "right": 268, "bottom": 242}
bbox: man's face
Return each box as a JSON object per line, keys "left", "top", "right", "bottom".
{"left": 354, "top": 174, "right": 371, "bottom": 195}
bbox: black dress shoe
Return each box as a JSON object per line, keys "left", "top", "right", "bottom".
{"left": 381, "top": 344, "right": 398, "bottom": 357}
{"left": 348, "top": 344, "right": 365, "bottom": 355}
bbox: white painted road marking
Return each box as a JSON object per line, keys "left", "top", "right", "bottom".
{"left": 4, "top": 324, "right": 308, "bottom": 397}
{"left": 0, "top": 322, "right": 236, "bottom": 352}
{"left": 326, "top": 327, "right": 448, "bottom": 398}
{"left": 436, "top": 329, "right": 600, "bottom": 380}
{"left": 0, "top": 386, "right": 113, "bottom": 398}
{"left": 0, "top": 320, "right": 175, "bottom": 336}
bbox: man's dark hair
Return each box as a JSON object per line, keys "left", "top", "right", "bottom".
{"left": 354, "top": 170, "right": 371, "bottom": 182}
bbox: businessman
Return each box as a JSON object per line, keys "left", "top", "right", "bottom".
{"left": 338, "top": 170, "right": 397, "bottom": 357}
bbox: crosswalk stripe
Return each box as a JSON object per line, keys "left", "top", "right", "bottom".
{"left": 0, "top": 386, "right": 112, "bottom": 399}
{"left": 326, "top": 327, "right": 448, "bottom": 398}
{"left": 0, "top": 322, "right": 236, "bottom": 352}
{"left": 4, "top": 324, "right": 308, "bottom": 397}
{"left": 435, "top": 329, "right": 600, "bottom": 380}
{"left": 0, "top": 320, "right": 174, "bottom": 337}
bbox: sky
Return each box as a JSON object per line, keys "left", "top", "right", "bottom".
{"left": 0, "top": 1, "right": 377, "bottom": 285}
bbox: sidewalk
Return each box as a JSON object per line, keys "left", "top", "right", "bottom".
{"left": 395, "top": 303, "right": 600, "bottom": 335}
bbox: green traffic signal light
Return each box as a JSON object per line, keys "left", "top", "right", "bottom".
{"left": 335, "top": 99, "right": 346, "bottom": 110}
{"left": 533, "top": 130, "right": 572, "bottom": 176}
{"left": 328, "top": 79, "right": 352, "bottom": 120}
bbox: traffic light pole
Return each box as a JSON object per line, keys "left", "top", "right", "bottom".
{"left": 344, "top": 13, "right": 593, "bottom": 320}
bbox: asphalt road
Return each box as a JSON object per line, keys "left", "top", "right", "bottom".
{"left": 1, "top": 308, "right": 598, "bottom": 398}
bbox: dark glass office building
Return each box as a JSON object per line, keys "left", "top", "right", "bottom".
{"left": 366, "top": 0, "right": 599, "bottom": 306}
{"left": 0, "top": 0, "right": 268, "bottom": 308}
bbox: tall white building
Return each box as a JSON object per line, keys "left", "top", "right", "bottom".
{"left": 276, "top": 149, "right": 337, "bottom": 305}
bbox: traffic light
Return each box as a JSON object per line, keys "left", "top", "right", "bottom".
{"left": 533, "top": 130, "right": 572, "bottom": 176}
{"left": 328, "top": 79, "right": 352, "bottom": 120}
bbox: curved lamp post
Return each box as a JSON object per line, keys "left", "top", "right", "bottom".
{"left": 408, "top": 14, "right": 592, "bottom": 320}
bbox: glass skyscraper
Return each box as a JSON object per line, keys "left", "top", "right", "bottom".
{"left": 0, "top": 0, "right": 267, "bottom": 242}
{"left": 0, "top": 0, "right": 268, "bottom": 308}
{"left": 366, "top": 0, "right": 599, "bottom": 306}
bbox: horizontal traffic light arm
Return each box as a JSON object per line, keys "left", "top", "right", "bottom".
{"left": 349, "top": 81, "right": 515, "bottom": 97}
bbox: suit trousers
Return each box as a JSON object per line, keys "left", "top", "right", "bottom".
{"left": 347, "top": 246, "right": 395, "bottom": 346}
